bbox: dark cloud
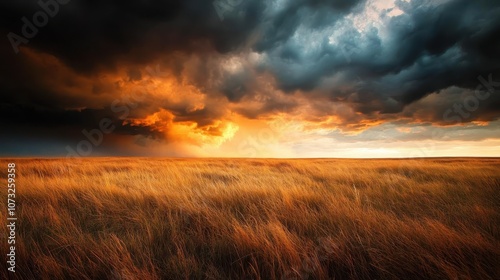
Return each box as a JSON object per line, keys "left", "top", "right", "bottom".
{"left": 1, "top": 0, "right": 500, "bottom": 155}
{"left": 259, "top": 0, "right": 500, "bottom": 108}
{"left": 0, "top": 103, "right": 162, "bottom": 138}
{"left": 0, "top": 0, "right": 266, "bottom": 72}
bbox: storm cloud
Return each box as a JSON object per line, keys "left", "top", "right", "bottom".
{"left": 1, "top": 0, "right": 499, "bottom": 156}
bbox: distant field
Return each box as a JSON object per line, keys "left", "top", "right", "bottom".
{"left": 0, "top": 158, "right": 499, "bottom": 279}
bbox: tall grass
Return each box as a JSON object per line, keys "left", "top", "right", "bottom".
{"left": 0, "top": 158, "right": 499, "bottom": 279}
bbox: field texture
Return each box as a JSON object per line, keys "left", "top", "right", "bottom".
{"left": 0, "top": 158, "right": 499, "bottom": 279}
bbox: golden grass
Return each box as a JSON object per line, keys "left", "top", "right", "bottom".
{"left": 0, "top": 158, "right": 499, "bottom": 279}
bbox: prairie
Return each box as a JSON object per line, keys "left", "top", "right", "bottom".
{"left": 0, "top": 158, "right": 499, "bottom": 279}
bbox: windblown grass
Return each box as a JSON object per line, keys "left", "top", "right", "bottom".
{"left": 0, "top": 158, "right": 499, "bottom": 279}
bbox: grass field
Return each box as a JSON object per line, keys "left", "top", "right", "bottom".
{"left": 0, "top": 158, "right": 499, "bottom": 279}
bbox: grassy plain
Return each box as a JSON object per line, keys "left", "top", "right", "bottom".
{"left": 0, "top": 158, "right": 499, "bottom": 279}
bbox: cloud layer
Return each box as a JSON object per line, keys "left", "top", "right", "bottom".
{"left": 1, "top": 0, "right": 499, "bottom": 156}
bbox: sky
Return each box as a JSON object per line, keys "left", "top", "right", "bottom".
{"left": 0, "top": 0, "right": 499, "bottom": 158}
